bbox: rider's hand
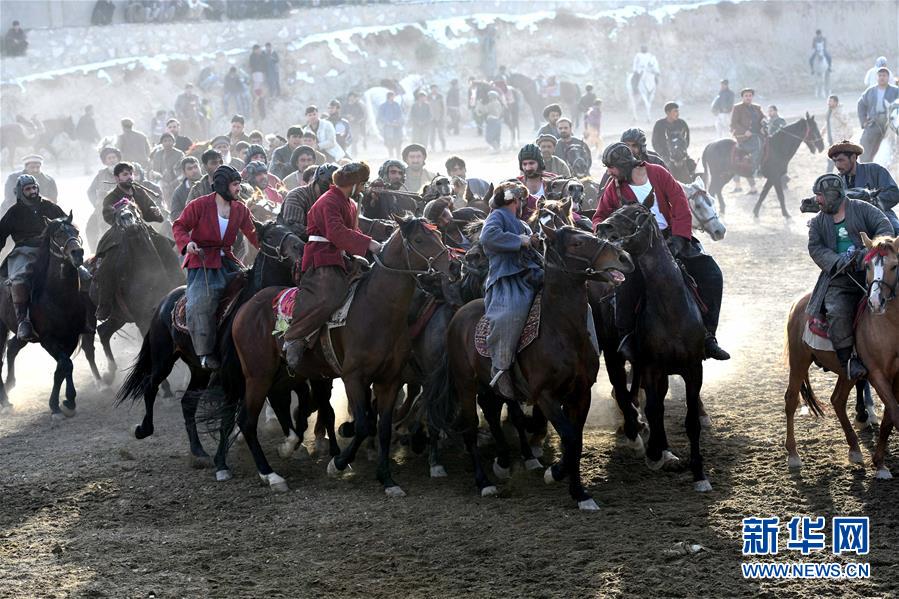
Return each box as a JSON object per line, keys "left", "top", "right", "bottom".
{"left": 186, "top": 241, "right": 200, "bottom": 256}
{"left": 519, "top": 234, "right": 532, "bottom": 248}
{"left": 368, "top": 240, "right": 383, "bottom": 254}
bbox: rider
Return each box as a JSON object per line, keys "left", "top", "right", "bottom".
{"left": 864, "top": 56, "right": 888, "bottom": 89}
{"left": 480, "top": 181, "right": 542, "bottom": 398}
{"left": 592, "top": 143, "right": 730, "bottom": 361}
{"left": 631, "top": 45, "right": 659, "bottom": 94}
{"left": 245, "top": 161, "right": 284, "bottom": 205}
{"left": 444, "top": 155, "right": 491, "bottom": 198}
{"left": 279, "top": 162, "right": 339, "bottom": 240}
{"left": 651, "top": 101, "right": 691, "bottom": 166}
{"left": 766, "top": 105, "right": 786, "bottom": 137}
{"left": 536, "top": 134, "right": 572, "bottom": 178}
{"left": 95, "top": 162, "right": 175, "bottom": 321}
{"left": 281, "top": 146, "right": 317, "bottom": 192}
{"left": 555, "top": 118, "right": 592, "bottom": 176}
{"left": 828, "top": 140, "right": 899, "bottom": 234}
{"left": 621, "top": 128, "right": 667, "bottom": 168}
{"left": 730, "top": 87, "right": 766, "bottom": 176}
{"left": 3, "top": 154, "right": 58, "bottom": 212}
{"left": 172, "top": 165, "right": 260, "bottom": 370}
{"left": 808, "top": 29, "right": 832, "bottom": 74}
{"left": 187, "top": 149, "right": 224, "bottom": 203}
{"left": 806, "top": 174, "right": 892, "bottom": 379}
{"left": 516, "top": 143, "right": 558, "bottom": 221}
{"left": 402, "top": 144, "right": 433, "bottom": 193}
{"left": 269, "top": 126, "right": 304, "bottom": 180}
{"left": 0, "top": 175, "right": 66, "bottom": 341}
{"left": 281, "top": 162, "right": 382, "bottom": 372}
{"left": 424, "top": 197, "right": 470, "bottom": 251}
{"left": 169, "top": 155, "right": 202, "bottom": 221}
{"left": 857, "top": 66, "right": 899, "bottom": 162}
{"left": 538, "top": 103, "right": 562, "bottom": 138}
{"left": 375, "top": 159, "right": 408, "bottom": 191}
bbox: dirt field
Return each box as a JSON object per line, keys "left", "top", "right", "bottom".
{"left": 1, "top": 96, "right": 897, "bottom": 598}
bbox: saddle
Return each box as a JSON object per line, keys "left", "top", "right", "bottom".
{"left": 474, "top": 295, "right": 542, "bottom": 358}
{"left": 803, "top": 300, "right": 868, "bottom": 352}
{"left": 172, "top": 271, "right": 248, "bottom": 334}
{"left": 730, "top": 138, "right": 768, "bottom": 178}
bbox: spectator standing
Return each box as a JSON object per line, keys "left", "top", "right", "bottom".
{"left": 584, "top": 98, "right": 603, "bottom": 155}
{"left": 91, "top": 0, "right": 116, "bottom": 25}
{"left": 428, "top": 84, "right": 447, "bottom": 152}
{"left": 264, "top": 42, "right": 281, "bottom": 97}
{"left": 117, "top": 118, "right": 151, "bottom": 168}
{"left": 75, "top": 105, "right": 101, "bottom": 174}
{"left": 377, "top": 91, "right": 404, "bottom": 158}
{"left": 327, "top": 100, "right": 352, "bottom": 151}
{"left": 3, "top": 21, "right": 28, "bottom": 57}
{"left": 305, "top": 105, "right": 345, "bottom": 162}
{"left": 343, "top": 91, "right": 367, "bottom": 155}
{"left": 248, "top": 44, "right": 267, "bottom": 107}
{"left": 223, "top": 67, "right": 249, "bottom": 117}
{"left": 408, "top": 91, "right": 431, "bottom": 146}
{"left": 823, "top": 95, "right": 854, "bottom": 172}
{"left": 150, "top": 109, "right": 168, "bottom": 139}
{"left": 710, "top": 79, "right": 735, "bottom": 140}
{"left": 446, "top": 79, "right": 461, "bottom": 135}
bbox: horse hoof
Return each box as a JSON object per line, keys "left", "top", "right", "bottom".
{"left": 493, "top": 459, "right": 511, "bottom": 480}
{"left": 544, "top": 466, "right": 560, "bottom": 485}
{"left": 848, "top": 450, "right": 864, "bottom": 465}
{"left": 530, "top": 445, "right": 543, "bottom": 459}
{"left": 314, "top": 438, "right": 330, "bottom": 457}
{"left": 277, "top": 432, "right": 300, "bottom": 459}
{"left": 102, "top": 372, "right": 115, "bottom": 386}
{"left": 337, "top": 421, "right": 355, "bottom": 438}
{"left": 624, "top": 434, "right": 645, "bottom": 456}
{"left": 51, "top": 412, "right": 65, "bottom": 424}
{"left": 787, "top": 455, "right": 803, "bottom": 470}
{"left": 480, "top": 485, "right": 498, "bottom": 497}
{"left": 327, "top": 457, "right": 350, "bottom": 476}
{"left": 524, "top": 458, "right": 543, "bottom": 471}
{"left": 646, "top": 450, "right": 680, "bottom": 471}
{"left": 134, "top": 424, "right": 152, "bottom": 440}
{"left": 60, "top": 403, "right": 76, "bottom": 418}
{"left": 384, "top": 485, "right": 406, "bottom": 498}
{"left": 260, "top": 472, "right": 288, "bottom": 492}
{"left": 0, "top": 403, "right": 12, "bottom": 415}
{"left": 215, "top": 469, "right": 233, "bottom": 482}
{"left": 430, "top": 465, "right": 448, "bottom": 478}
{"left": 694, "top": 479, "right": 713, "bottom": 492}
{"left": 578, "top": 498, "right": 600, "bottom": 511}
{"left": 875, "top": 468, "right": 892, "bottom": 480}
{"left": 699, "top": 415, "right": 712, "bottom": 428}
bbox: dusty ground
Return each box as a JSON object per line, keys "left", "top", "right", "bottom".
{"left": 1, "top": 96, "right": 897, "bottom": 598}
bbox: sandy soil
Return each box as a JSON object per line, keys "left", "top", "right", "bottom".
{"left": 1, "top": 96, "right": 897, "bottom": 598}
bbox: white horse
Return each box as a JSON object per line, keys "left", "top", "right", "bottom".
{"left": 871, "top": 100, "right": 899, "bottom": 170}
{"left": 361, "top": 74, "right": 425, "bottom": 141}
{"left": 627, "top": 70, "right": 657, "bottom": 123}
{"left": 681, "top": 176, "right": 726, "bottom": 241}
{"left": 811, "top": 45, "right": 830, "bottom": 99}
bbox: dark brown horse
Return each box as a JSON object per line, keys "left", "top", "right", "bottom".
{"left": 223, "top": 216, "right": 452, "bottom": 493}
{"left": 360, "top": 187, "right": 422, "bottom": 219}
{"left": 426, "top": 225, "right": 633, "bottom": 509}
{"left": 0, "top": 214, "right": 86, "bottom": 418}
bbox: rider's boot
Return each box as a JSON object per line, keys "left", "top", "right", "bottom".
{"left": 94, "top": 256, "right": 116, "bottom": 321}
{"left": 704, "top": 333, "right": 730, "bottom": 360}
{"left": 489, "top": 368, "right": 515, "bottom": 399}
{"left": 199, "top": 354, "right": 221, "bottom": 371}
{"left": 836, "top": 347, "right": 867, "bottom": 380}
{"left": 11, "top": 283, "right": 38, "bottom": 342}
{"left": 283, "top": 339, "right": 307, "bottom": 372}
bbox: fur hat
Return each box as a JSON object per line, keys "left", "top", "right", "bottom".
{"left": 542, "top": 103, "right": 562, "bottom": 119}
{"left": 402, "top": 143, "right": 427, "bottom": 162}
{"left": 489, "top": 181, "right": 528, "bottom": 210}
{"left": 332, "top": 162, "right": 370, "bottom": 188}
{"left": 99, "top": 146, "right": 122, "bottom": 161}
{"left": 827, "top": 139, "right": 864, "bottom": 159}
{"left": 246, "top": 144, "right": 267, "bottom": 162}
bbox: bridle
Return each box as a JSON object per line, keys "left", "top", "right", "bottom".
{"left": 601, "top": 206, "right": 657, "bottom": 254}
{"left": 47, "top": 223, "right": 83, "bottom": 261}
{"left": 543, "top": 229, "right": 615, "bottom": 278}
{"left": 777, "top": 118, "right": 818, "bottom": 148}
{"left": 259, "top": 227, "right": 298, "bottom": 263}
{"left": 866, "top": 251, "right": 899, "bottom": 310}
{"left": 371, "top": 222, "right": 449, "bottom": 276}
{"left": 686, "top": 188, "right": 719, "bottom": 230}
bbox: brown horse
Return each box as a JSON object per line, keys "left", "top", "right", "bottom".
{"left": 224, "top": 216, "right": 452, "bottom": 493}
{"left": 462, "top": 181, "right": 493, "bottom": 214}
{"left": 426, "top": 225, "right": 633, "bottom": 509}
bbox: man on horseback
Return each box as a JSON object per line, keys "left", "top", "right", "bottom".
{"left": 444, "top": 155, "right": 491, "bottom": 198}
{"left": 651, "top": 102, "right": 690, "bottom": 166}
{"left": 857, "top": 67, "right": 899, "bottom": 162}
{"left": 402, "top": 144, "right": 433, "bottom": 194}
{"left": 536, "top": 134, "right": 571, "bottom": 178}
{"left": 94, "top": 162, "right": 176, "bottom": 321}
{"left": 0, "top": 175, "right": 66, "bottom": 341}
{"left": 766, "top": 105, "right": 786, "bottom": 137}
{"left": 172, "top": 165, "right": 260, "bottom": 370}
{"left": 281, "top": 162, "right": 382, "bottom": 372}
{"left": 730, "top": 88, "right": 766, "bottom": 177}
{"left": 806, "top": 174, "right": 893, "bottom": 379}
{"left": 538, "top": 104, "right": 562, "bottom": 138}
{"left": 480, "top": 181, "right": 542, "bottom": 398}
{"left": 375, "top": 159, "right": 408, "bottom": 191}
{"left": 808, "top": 29, "right": 831, "bottom": 75}
{"left": 631, "top": 45, "right": 659, "bottom": 95}
{"left": 828, "top": 140, "right": 899, "bottom": 233}
{"left": 279, "top": 163, "right": 339, "bottom": 239}
{"left": 2, "top": 154, "right": 57, "bottom": 212}
{"left": 516, "top": 143, "right": 558, "bottom": 220}
{"left": 555, "top": 118, "right": 592, "bottom": 176}
{"left": 186, "top": 149, "right": 224, "bottom": 203}
{"left": 245, "top": 161, "right": 284, "bottom": 206}
{"left": 621, "top": 128, "right": 667, "bottom": 168}
{"left": 592, "top": 143, "right": 730, "bottom": 361}
{"left": 424, "top": 197, "right": 470, "bottom": 251}
{"left": 170, "top": 156, "right": 202, "bottom": 221}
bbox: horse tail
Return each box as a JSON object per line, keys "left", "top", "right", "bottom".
{"left": 799, "top": 375, "right": 826, "bottom": 418}
{"left": 700, "top": 148, "right": 710, "bottom": 187}
{"left": 423, "top": 351, "right": 457, "bottom": 434}
{"left": 195, "top": 321, "right": 243, "bottom": 446}
{"left": 115, "top": 332, "right": 153, "bottom": 406}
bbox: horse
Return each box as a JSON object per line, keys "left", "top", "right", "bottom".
{"left": 425, "top": 224, "right": 632, "bottom": 509}
{"left": 462, "top": 181, "right": 493, "bottom": 214}
{"left": 222, "top": 216, "right": 453, "bottom": 493}
{"left": 627, "top": 70, "right": 657, "bottom": 123}
{"left": 811, "top": 46, "right": 831, "bottom": 99}
{"left": 115, "top": 221, "right": 303, "bottom": 470}
{"left": 681, "top": 177, "right": 727, "bottom": 241}
{"left": 0, "top": 214, "right": 86, "bottom": 418}
{"left": 468, "top": 80, "right": 523, "bottom": 145}
{"left": 91, "top": 202, "right": 185, "bottom": 384}
{"left": 579, "top": 176, "right": 604, "bottom": 212}
{"left": 422, "top": 174, "right": 453, "bottom": 203}
{"left": 360, "top": 187, "right": 422, "bottom": 219}
{"left": 668, "top": 136, "right": 698, "bottom": 184}
{"left": 0, "top": 123, "right": 33, "bottom": 170}
{"left": 873, "top": 100, "right": 899, "bottom": 170}
{"left": 32, "top": 116, "right": 77, "bottom": 164}
{"left": 595, "top": 202, "right": 713, "bottom": 492}
{"left": 506, "top": 73, "right": 580, "bottom": 129}
{"left": 701, "top": 114, "right": 824, "bottom": 217}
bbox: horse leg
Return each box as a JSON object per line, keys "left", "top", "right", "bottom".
{"left": 505, "top": 398, "right": 542, "bottom": 470}
{"left": 135, "top": 351, "right": 177, "bottom": 440}
{"left": 869, "top": 373, "right": 899, "bottom": 478}
{"left": 61, "top": 357, "right": 77, "bottom": 416}
{"left": 644, "top": 370, "right": 679, "bottom": 471}
{"left": 4, "top": 336, "right": 26, "bottom": 392}
{"left": 607, "top": 350, "right": 642, "bottom": 452}
{"left": 0, "top": 328, "right": 10, "bottom": 411}
{"left": 329, "top": 376, "right": 373, "bottom": 473}
{"left": 459, "top": 375, "right": 495, "bottom": 496}
{"left": 479, "top": 391, "right": 512, "bottom": 480}
{"left": 854, "top": 381, "right": 878, "bottom": 427}
{"left": 80, "top": 330, "right": 102, "bottom": 383}
{"left": 526, "top": 405, "right": 549, "bottom": 458}
{"left": 830, "top": 376, "right": 863, "bottom": 465}
{"left": 181, "top": 368, "right": 211, "bottom": 466}
{"left": 310, "top": 379, "right": 339, "bottom": 457}
{"left": 98, "top": 317, "right": 126, "bottom": 384}
{"left": 239, "top": 376, "right": 287, "bottom": 491}
{"left": 374, "top": 380, "right": 406, "bottom": 496}
{"left": 684, "top": 365, "right": 709, "bottom": 491}
{"left": 541, "top": 392, "right": 596, "bottom": 509}
{"left": 270, "top": 386, "right": 303, "bottom": 460}
{"left": 48, "top": 351, "right": 67, "bottom": 420}
{"left": 753, "top": 179, "right": 774, "bottom": 218}
{"left": 774, "top": 180, "right": 790, "bottom": 218}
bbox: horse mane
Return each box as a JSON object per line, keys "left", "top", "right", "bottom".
{"left": 464, "top": 219, "right": 485, "bottom": 240}
{"left": 529, "top": 199, "right": 574, "bottom": 227}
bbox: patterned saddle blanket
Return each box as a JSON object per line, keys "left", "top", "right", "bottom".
{"left": 474, "top": 295, "right": 542, "bottom": 358}
{"left": 172, "top": 272, "right": 247, "bottom": 334}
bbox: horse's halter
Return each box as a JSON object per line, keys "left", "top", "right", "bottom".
{"left": 604, "top": 206, "right": 657, "bottom": 255}
{"left": 372, "top": 222, "right": 449, "bottom": 277}
{"left": 48, "top": 223, "right": 83, "bottom": 263}
{"left": 866, "top": 251, "right": 898, "bottom": 311}
{"left": 544, "top": 230, "right": 615, "bottom": 278}
{"left": 686, "top": 188, "right": 718, "bottom": 231}
{"left": 259, "top": 227, "right": 299, "bottom": 263}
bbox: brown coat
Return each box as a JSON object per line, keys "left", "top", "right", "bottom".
{"left": 730, "top": 102, "right": 765, "bottom": 139}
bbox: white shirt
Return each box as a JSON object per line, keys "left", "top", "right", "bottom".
{"left": 628, "top": 181, "right": 668, "bottom": 230}
{"left": 218, "top": 214, "right": 229, "bottom": 255}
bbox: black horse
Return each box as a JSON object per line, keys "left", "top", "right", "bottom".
{"left": 507, "top": 72, "right": 580, "bottom": 130}
{"left": 0, "top": 214, "right": 86, "bottom": 418}
{"left": 701, "top": 114, "right": 824, "bottom": 217}
{"left": 115, "top": 221, "right": 304, "bottom": 470}
{"left": 360, "top": 187, "right": 422, "bottom": 219}
{"left": 667, "top": 136, "right": 698, "bottom": 184}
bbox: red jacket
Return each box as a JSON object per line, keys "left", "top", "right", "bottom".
{"left": 516, "top": 172, "right": 558, "bottom": 221}
{"left": 592, "top": 163, "right": 692, "bottom": 239}
{"left": 301, "top": 185, "right": 372, "bottom": 272}
{"left": 172, "top": 193, "right": 259, "bottom": 269}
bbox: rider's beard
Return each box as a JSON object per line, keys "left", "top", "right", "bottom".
{"left": 822, "top": 195, "right": 843, "bottom": 214}
{"left": 121, "top": 180, "right": 134, "bottom": 191}
{"left": 523, "top": 168, "right": 539, "bottom": 179}
{"left": 24, "top": 190, "right": 40, "bottom": 203}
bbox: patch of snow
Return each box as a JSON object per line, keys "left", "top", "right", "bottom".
{"left": 295, "top": 71, "right": 315, "bottom": 84}
{"left": 325, "top": 69, "right": 339, "bottom": 78}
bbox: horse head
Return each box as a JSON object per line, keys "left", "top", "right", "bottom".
{"left": 566, "top": 145, "right": 591, "bottom": 178}
{"left": 803, "top": 113, "right": 825, "bottom": 153}
{"left": 888, "top": 101, "right": 899, "bottom": 134}
{"left": 531, "top": 198, "right": 574, "bottom": 233}
{"left": 358, "top": 215, "right": 398, "bottom": 242}
{"left": 430, "top": 174, "right": 452, "bottom": 198}
{"left": 256, "top": 220, "right": 303, "bottom": 265}
{"left": 860, "top": 232, "right": 899, "bottom": 315}
{"left": 114, "top": 200, "right": 142, "bottom": 231}
{"left": 595, "top": 202, "right": 658, "bottom": 257}
{"left": 384, "top": 215, "right": 453, "bottom": 277}
{"left": 44, "top": 211, "right": 84, "bottom": 268}
{"left": 683, "top": 177, "right": 726, "bottom": 241}
{"left": 542, "top": 225, "right": 632, "bottom": 284}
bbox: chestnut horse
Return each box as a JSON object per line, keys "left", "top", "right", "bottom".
{"left": 223, "top": 216, "right": 452, "bottom": 493}
{"left": 426, "top": 225, "right": 633, "bottom": 510}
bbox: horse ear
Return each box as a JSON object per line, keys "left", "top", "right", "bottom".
{"left": 542, "top": 226, "right": 557, "bottom": 242}
{"left": 391, "top": 213, "right": 405, "bottom": 226}
{"left": 860, "top": 231, "right": 874, "bottom": 250}
{"left": 66, "top": 210, "right": 73, "bottom": 224}
{"left": 892, "top": 237, "right": 899, "bottom": 253}
{"left": 464, "top": 184, "right": 474, "bottom": 202}
{"left": 805, "top": 111, "right": 811, "bottom": 119}
{"left": 536, "top": 196, "right": 546, "bottom": 209}
{"left": 693, "top": 175, "right": 706, "bottom": 191}
{"left": 486, "top": 182, "right": 494, "bottom": 198}
{"left": 561, "top": 197, "right": 572, "bottom": 214}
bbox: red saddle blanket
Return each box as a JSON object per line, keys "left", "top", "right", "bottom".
{"left": 806, "top": 298, "right": 868, "bottom": 340}
{"left": 474, "top": 295, "right": 542, "bottom": 358}
{"left": 172, "top": 272, "right": 247, "bottom": 334}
